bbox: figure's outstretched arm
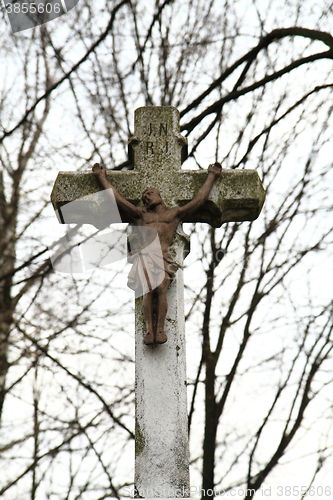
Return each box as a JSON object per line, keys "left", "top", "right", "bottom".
{"left": 178, "top": 162, "right": 222, "bottom": 220}
{"left": 92, "top": 163, "right": 141, "bottom": 221}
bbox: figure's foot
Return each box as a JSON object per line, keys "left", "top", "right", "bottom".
{"left": 144, "top": 332, "right": 154, "bottom": 345}
{"left": 155, "top": 330, "right": 167, "bottom": 344}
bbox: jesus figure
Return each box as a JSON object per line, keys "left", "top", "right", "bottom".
{"left": 92, "top": 162, "right": 222, "bottom": 345}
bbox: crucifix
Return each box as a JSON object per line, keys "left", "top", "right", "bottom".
{"left": 51, "top": 106, "right": 265, "bottom": 498}
{"left": 91, "top": 160, "right": 222, "bottom": 345}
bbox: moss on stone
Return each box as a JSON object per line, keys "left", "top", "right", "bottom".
{"left": 135, "top": 420, "right": 145, "bottom": 457}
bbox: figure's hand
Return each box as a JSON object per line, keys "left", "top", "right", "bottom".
{"left": 208, "top": 162, "right": 222, "bottom": 178}
{"left": 92, "top": 163, "right": 107, "bottom": 178}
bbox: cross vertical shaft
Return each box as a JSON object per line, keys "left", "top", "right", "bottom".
{"left": 135, "top": 231, "right": 190, "bottom": 498}
{"left": 131, "top": 107, "right": 190, "bottom": 498}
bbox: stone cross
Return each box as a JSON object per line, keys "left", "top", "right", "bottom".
{"left": 51, "top": 106, "right": 265, "bottom": 498}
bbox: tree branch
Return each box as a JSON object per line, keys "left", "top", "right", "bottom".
{"left": 0, "top": 0, "right": 130, "bottom": 144}
{"left": 180, "top": 27, "right": 333, "bottom": 120}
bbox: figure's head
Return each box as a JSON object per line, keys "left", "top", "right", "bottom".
{"left": 142, "top": 187, "right": 163, "bottom": 207}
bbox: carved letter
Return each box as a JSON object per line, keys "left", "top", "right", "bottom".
{"left": 159, "top": 123, "right": 167, "bottom": 136}
{"left": 146, "top": 142, "right": 154, "bottom": 154}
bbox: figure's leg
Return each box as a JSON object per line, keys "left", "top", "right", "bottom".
{"left": 141, "top": 265, "right": 155, "bottom": 345}
{"left": 142, "top": 291, "right": 154, "bottom": 345}
{"left": 154, "top": 275, "right": 171, "bottom": 344}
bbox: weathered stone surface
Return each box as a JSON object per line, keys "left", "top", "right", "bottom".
{"left": 51, "top": 168, "right": 264, "bottom": 227}
{"left": 51, "top": 107, "right": 265, "bottom": 229}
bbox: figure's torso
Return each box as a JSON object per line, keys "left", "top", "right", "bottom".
{"left": 137, "top": 206, "right": 180, "bottom": 252}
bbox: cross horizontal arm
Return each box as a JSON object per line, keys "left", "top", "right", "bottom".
{"left": 51, "top": 170, "right": 141, "bottom": 227}
{"left": 177, "top": 169, "right": 265, "bottom": 226}
{"left": 51, "top": 168, "right": 265, "bottom": 228}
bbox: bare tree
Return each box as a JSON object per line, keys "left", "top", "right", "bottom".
{"left": 1, "top": 0, "right": 333, "bottom": 498}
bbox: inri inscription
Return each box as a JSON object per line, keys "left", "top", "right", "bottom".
{"left": 145, "top": 122, "right": 169, "bottom": 155}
